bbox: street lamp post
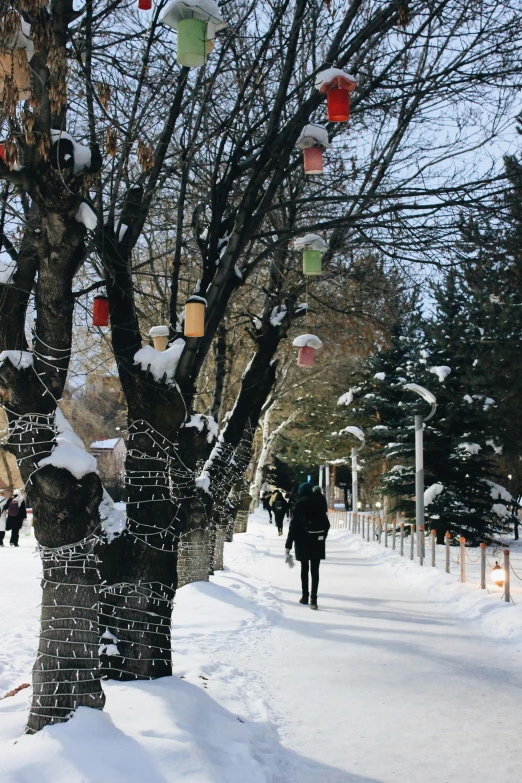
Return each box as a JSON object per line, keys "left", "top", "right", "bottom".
{"left": 342, "top": 426, "right": 365, "bottom": 530}
{"left": 403, "top": 384, "right": 437, "bottom": 566}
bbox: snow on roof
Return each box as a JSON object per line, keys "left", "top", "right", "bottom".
{"left": 90, "top": 438, "right": 120, "bottom": 450}
{"left": 315, "top": 68, "right": 357, "bottom": 93}
{"left": 133, "top": 338, "right": 185, "bottom": 385}
{"left": 293, "top": 234, "right": 328, "bottom": 252}
{"left": 295, "top": 124, "right": 330, "bottom": 151}
{"left": 161, "top": 0, "right": 227, "bottom": 31}
{"left": 38, "top": 410, "right": 97, "bottom": 480}
{"left": 293, "top": 333, "right": 323, "bottom": 349}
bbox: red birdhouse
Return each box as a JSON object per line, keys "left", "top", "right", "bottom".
{"left": 93, "top": 295, "right": 109, "bottom": 327}
{"left": 0, "top": 143, "right": 5, "bottom": 162}
{"left": 138, "top": 0, "right": 152, "bottom": 9}
{"left": 316, "top": 68, "right": 357, "bottom": 123}
{"left": 297, "top": 346, "right": 316, "bottom": 367}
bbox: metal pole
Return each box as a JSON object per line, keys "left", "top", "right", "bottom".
{"left": 372, "top": 516, "right": 375, "bottom": 541}
{"left": 366, "top": 516, "right": 370, "bottom": 541}
{"left": 504, "top": 550, "right": 510, "bottom": 603}
{"left": 400, "top": 522, "right": 404, "bottom": 556}
{"left": 431, "top": 530, "right": 436, "bottom": 567}
{"left": 392, "top": 520, "right": 396, "bottom": 550}
{"left": 325, "top": 464, "right": 330, "bottom": 508}
{"left": 418, "top": 526, "right": 424, "bottom": 565}
{"left": 361, "top": 514, "right": 365, "bottom": 538}
{"left": 384, "top": 518, "right": 388, "bottom": 547}
{"left": 415, "top": 413, "right": 424, "bottom": 563}
{"left": 480, "top": 543, "right": 486, "bottom": 589}
{"left": 410, "top": 523, "right": 415, "bottom": 560}
{"left": 460, "top": 537, "right": 466, "bottom": 583}
{"left": 445, "top": 532, "right": 451, "bottom": 573}
{"left": 351, "top": 446, "right": 358, "bottom": 520}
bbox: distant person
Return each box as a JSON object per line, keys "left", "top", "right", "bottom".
{"left": 6, "top": 489, "right": 27, "bottom": 547}
{"left": 287, "top": 486, "right": 298, "bottom": 520}
{"left": 313, "top": 485, "right": 328, "bottom": 513}
{"left": 271, "top": 490, "right": 289, "bottom": 536}
{"left": 0, "top": 492, "right": 9, "bottom": 547}
{"left": 262, "top": 491, "right": 273, "bottom": 523}
{"left": 285, "top": 482, "right": 330, "bottom": 610}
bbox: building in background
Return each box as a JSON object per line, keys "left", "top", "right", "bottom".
{"left": 89, "top": 438, "right": 127, "bottom": 501}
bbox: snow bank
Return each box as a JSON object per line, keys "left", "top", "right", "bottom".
{"left": 133, "top": 339, "right": 185, "bottom": 384}
{"left": 38, "top": 409, "right": 98, "bottom": 480}
{"left": 0, "top": 350, "right": 33, "bottom": 370}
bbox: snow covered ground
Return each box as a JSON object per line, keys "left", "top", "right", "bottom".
{"left": 1, "top": 511, "right": 521, "bottom": 782}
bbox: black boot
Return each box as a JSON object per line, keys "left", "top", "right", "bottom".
{"left": 310, "top": 596, "right": 318, "bottom": 610}
{"left": 299, "top": 594, "right": 309, "bottom": 605}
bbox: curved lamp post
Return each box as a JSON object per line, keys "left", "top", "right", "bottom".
{"left": 403, "top": 384, "right": 437, "bottom": 564}
{"left": 341, "top": 426, "right": 365, "bottom": 524}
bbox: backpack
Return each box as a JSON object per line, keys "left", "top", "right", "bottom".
{"left": 8, "top": 499, "right": 19, "bottom": 516}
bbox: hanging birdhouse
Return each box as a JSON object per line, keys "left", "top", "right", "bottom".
{"left": 293, "top": 334, "right": 323, "bottom": 368}
{"left": 149, "top": 325, "right": 170, "bottom": 352}
{"left": 295, "top": 124, "right": 330, "bottom": 175}
{"left": 0, "top": 143, "right": 5, "bottom": 162}
{"left": 160, "top": 1, "right": 227, "bottom": 68}
{"left": 138, "top": 0, "right": 152, "bottom": 8}
{"left": 293, "top": 234, "right": 329, "bottom": 275}
{"left": 92, "top": 295, "right": 109, "bottom": 327}
{"left": 184, "top": 295, "right": 206, "bottom": 337}
{"left": 316, "top": 68, "right": 357, "bottom": 123}
{"left": 0, "top": 20, "right": 33, "bottom": 102}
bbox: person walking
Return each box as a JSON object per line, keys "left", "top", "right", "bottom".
{"left": 0, "top": 492, "right": 9, "bottom": 547}
{"left": 285, "top": 482, "right": 330, "bottom": 610}
{"left": 262, "top": 491, "right": 274, "bottom": 523}
{"left": 271, "top": 490, "right": 289, "bottom": 536}
{"left": 5, "top": 489, "right": 27, "bottom": 547}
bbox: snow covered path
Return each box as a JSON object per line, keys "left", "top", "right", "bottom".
{"left": 0, "top": 512, "right": 521, "bottom": 782}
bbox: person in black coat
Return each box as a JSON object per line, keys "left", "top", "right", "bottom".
{"left": 313, "top": 485, "right": 328, "bottom": 513}
{"left": 285, "top": 482, "right": 330, "bottom": 610}
{"left": 262, "top": 491, "right": 273, "bottom": 522}
{"left": 271, "top": 491, "right": 289, "bottom": 536}
{"left": 5, "top": 489, "right": 27, "bottom": 547}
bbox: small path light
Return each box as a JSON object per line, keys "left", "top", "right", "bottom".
{"left": 491, "top": 560, "right": 505, "bottom": 587}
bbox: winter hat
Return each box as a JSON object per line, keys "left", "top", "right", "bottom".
{"left": 298, "top": 482, "right": 313, "bottom": 497}
{"left": 312, "top": 485, "right": 323, "bottom": 494}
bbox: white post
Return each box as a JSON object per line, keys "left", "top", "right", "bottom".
{"left": 400, "top": 522, "right": 404, "bottom": 556}
{"left": 431, "top": 529, "right": 436, "bottom": 567}
{"left": 392, "top": 520, "right": 396, "bottom": 550}
{"left": 480, "top": 543, "right": 486, "bottom": 589}
{"left": 384, "top": 519, "right": 388, "bottom": 548}
{"left": 504, "top": 550, "right": 510, "bottom": 603}
{"left": 460, "top": 537, "right": 466, "bottom": 582}
{"left": 351, "top": 446, "right": 358, "bottom": 520}
{"left": 415, "top": 414, "right": 424, "bottom": 564}
{"left": 319, "top": 464, "right": 324, "bottom": 490}
{"left": 325, "top": 464, "right": 330, "bottom": 508}
{"left": 445, "top": 532, "right": 451, "bottom": 573}
{"left": 410, "top": 524, "right": 415, "bottom": 560}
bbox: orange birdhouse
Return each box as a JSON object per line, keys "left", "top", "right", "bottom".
{"left": 184, "top": 295, "right": 206, "bottom": 338}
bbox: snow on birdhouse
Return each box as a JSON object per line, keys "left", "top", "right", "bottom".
{"left": 161, "top": 1, "right": 227, "bottom": 68}
{"left": 149, "top": 325, "right": 170, "bottom": 352}
{"left": 293, "top": 334, "right": 323, "bottom": 368}
{"left": 184, "top": 295, "right": 206, "bottom": 337}
{"left": 92, "top": 295, "right": 109, "bottom": 327}
{"left": 293, "top": 234, "right": 329, "bottom": 275}
{"left": 295, "top": 124, "right": 330, "bottom": 175}
{"left": 316, "top": 67, "right": 357, "bottom": 123}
